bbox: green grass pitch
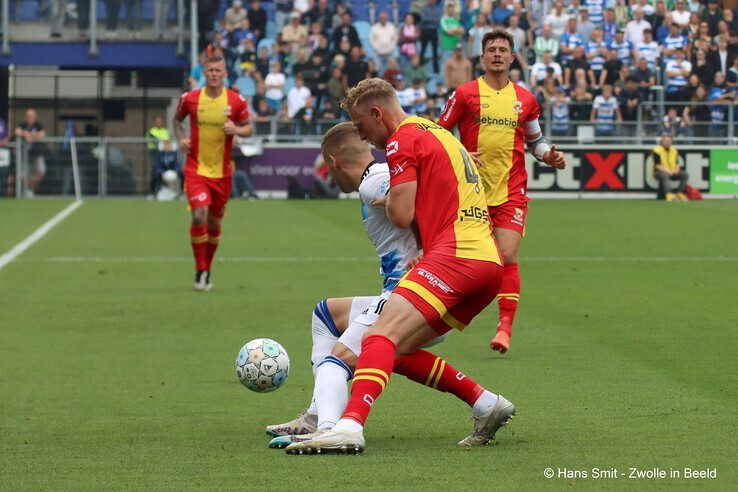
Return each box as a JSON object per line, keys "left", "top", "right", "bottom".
{"left": 1, "top": 199, "right": 736, "bottom": 489}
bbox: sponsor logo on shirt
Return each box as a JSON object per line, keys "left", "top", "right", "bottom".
{"left": 459, "top": 206, "right": 489, "bottom": 223}
{"left": 390, "top": 162, "right": 406, "bottom": 176}
{"left": 442, "top": 92, "right": 457, "bottom": 121}
{"left": 386, "top": 140, "right": 399, "bottom": 156}
{"left": 474, "top": 115, "right": 519, "bottom": 127}
{"left": 413, "top": 122, "right": 443, "bottom": 131}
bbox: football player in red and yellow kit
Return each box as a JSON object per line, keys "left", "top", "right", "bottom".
{"left": 288, "top": 79, "right": 516, "bottom": 455}
{"left": 174, "top": 56, "right": 253, "bottom": 291}
{"left": 439, "top": 28, "right": 565, "bottom": 353}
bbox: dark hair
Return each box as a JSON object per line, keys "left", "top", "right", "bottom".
{"left": 481, "top": 27, "right": 515, "bottom": 53}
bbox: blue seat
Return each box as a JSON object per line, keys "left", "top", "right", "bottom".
{"left": 283, "top": 76, "right": 295, "bottom": 94}
{"left": 265, "top": 20, "right": 276, "bottom": 39}
{"left": 362, "top": 40, "right": 373, "bottom": 58}
{"left": 262, "top": 1, "right": 275, "bottom": 21}
{"left": 352, "top": 4, "right": 371, "bottom": 22}
{"left": 374, "top": 0, "right": 393, "bottom": 16}
{"left": 354, "top": 20, "right": 371, "bottom": 39}
{"left": 236, "top": 76, "right": 257, "bottom": 98}
{"left": 257, "top": 37, "right": 275, "bottom": 55}
{"left": 95, "top": 0, "right": 108, "bottom": 21}
{"left": 397, "top": 0, "right": 411, "bottom": 20}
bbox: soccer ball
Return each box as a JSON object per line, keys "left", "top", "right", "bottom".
{"left": 236, "top": 338, "right": 290, "bottom": 393}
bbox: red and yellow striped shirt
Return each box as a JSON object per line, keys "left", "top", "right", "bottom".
{"left": 176, "top": 88, "right": 250, "bottom": 178}
{"left": 387, "top": 116, "right": 501, "bottom": 265}
{"left": 439, "top": 78, "right": 539, "bottom": 206}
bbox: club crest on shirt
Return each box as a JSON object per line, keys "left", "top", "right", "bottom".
{"left": 513, "top": 100, "right": 523, "bottom": 114}
{"left": 223, "top": 105, "right": 232, "bottom": 116}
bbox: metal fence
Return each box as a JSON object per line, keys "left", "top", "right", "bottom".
{"left": 3, "top": 100, "right": 737, "bottom": 198}
{"left": 539, "top": 101, "right": 738, "bottom": 145}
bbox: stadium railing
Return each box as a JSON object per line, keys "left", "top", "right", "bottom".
{"left": 539, "top": 101, "right": 738, "bottom": 145}
{"left": 5, "top": 100, "right": 736, "bottom": 198}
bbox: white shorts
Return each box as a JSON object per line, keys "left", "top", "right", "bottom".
{"left": 338, "top": 291, "right": 451, "bottom": 356}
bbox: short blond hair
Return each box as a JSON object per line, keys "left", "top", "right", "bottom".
{"left": 343, "top": 77, "right": 398, "bottom": 112}
{"left": 321, "top": 121, "right": 370, "bottom": 161}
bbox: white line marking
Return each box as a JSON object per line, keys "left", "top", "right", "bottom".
{"left": 0, "top": 201, "right": 84, "bottom": 271}
{"left": 17, "top": 255, "right": 738, "bottom": 263}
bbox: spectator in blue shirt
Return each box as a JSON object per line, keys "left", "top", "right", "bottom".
{"left": 419, "top": 0, "right": 443, "bottom": 73}
{"left": 492, "top": 0, "right": 514, "bottom": 26}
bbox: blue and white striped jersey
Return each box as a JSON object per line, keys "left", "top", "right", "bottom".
{"left": 584, "top": 0, "right": 606, "bottom": 25}
{"left": 593, "top": 95, "right": 618, "bottom": 131}
{"left": 635, "top": 41, "right": 660, "bottom": 70}
{"left": 662, "top": 35, "right": 687, "bottom": 63}
{"left": 359, "top": 162, "right": 420, "bottom": 292}
{"left": 665, "top": 60, "right": 691, "bottom": 88}
{"left": 586, "top": 41, "right": 608, "bottom": 71}
{"left": 608, "top": 39, "right": 633, "bottom": 65}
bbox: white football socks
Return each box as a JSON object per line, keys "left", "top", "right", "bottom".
{"left": 311, "top": 309, "right": 339, "bottom": 370}
{"left": 306, "top": 399, "right": 318, "bottom": 416}
{"left": 472, "top": 390, "right": 500, "bottom": 417}
{"left": 308, "top": 304, "right": 340, "bottom": 417}
{"left": 334, "top": 418, "right": 363, "bottom": 433}
{"left": 314, "top": 360, "right": 351, "bottom": 430}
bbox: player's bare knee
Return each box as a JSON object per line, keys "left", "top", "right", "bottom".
{"left": 326, "top": 297, "right": 352, "bottom": 332}
{"left": 206, "top": 215, "right": 221, "bottom": 231}
{"left": 330, "top": 343, "right": 358, "bottom": 370}
{"left": 191, "top": 208, "right": 207, "bottom": 226}
{"left": 501, "top": 250, "right": 517, "bottom": 264}
{"left": 395, "top": 338, "right": 421, "bottom": 356}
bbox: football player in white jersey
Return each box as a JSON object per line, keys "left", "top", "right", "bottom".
{"left": 265, "top": 123, "right": 503, "bottom": 449}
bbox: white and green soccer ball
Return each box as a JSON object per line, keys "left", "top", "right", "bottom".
{"left": 236, "top": 338, "right": 290, "bottom": 393}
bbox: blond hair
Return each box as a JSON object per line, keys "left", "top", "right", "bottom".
{"left": 321, "top": 121, "right": 370, "bottom": 161}
{"left": 343, "top": 77, "right": 398, "bottom": 112}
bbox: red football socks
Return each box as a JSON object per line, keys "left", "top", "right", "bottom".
{"left": 497, "top": 262, "right": 520, "bottom": 333}
{"left": 190, "top": 224, "right": 208, "bottom": 271}
{"left": 205, "top": 226, "right": 221, "bottom": 270}
{"left": 394, "top": 349, "right": 484, "bottom": 406}
{"left": 343, "top": 334, "right": 396, "bottom": 426}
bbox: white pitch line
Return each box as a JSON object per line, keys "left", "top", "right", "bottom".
{"left": 0, "top": 200, "right": 84, "bottom": 272}
{"left": 18, "top": 255, "right": 738, "bottom": 263}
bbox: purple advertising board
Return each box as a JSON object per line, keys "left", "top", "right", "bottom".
{"left": 242, "top": 144, "right": 387, "bottom": 192}
{"left": 241, "top": 144, "right": 715, "bottom": 195}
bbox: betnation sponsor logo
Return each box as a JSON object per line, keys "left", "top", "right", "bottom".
{"left": 475, "top": 115, "right": 518, "bottom": 128}
{"left": 198, "top": 119, "right": 226, "bottom": 128}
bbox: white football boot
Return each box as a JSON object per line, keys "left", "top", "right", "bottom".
{"left": 284, "top": 428, "right": 365, "bottom": 455}
{"left": 265, "top": 411, "right": 317, "bottom": 437}
{"left": 269, "top": 430, "right": 327, "bottom": 449}
{"left": 193, "top": 270, "right": 212, "bottom": 292}
{"left": 458, "top": 395, "right": 516, "bottom": 446}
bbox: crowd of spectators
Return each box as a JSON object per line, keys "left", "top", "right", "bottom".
{"left": 188, "top": 0, "right": 738, "bottom": 139}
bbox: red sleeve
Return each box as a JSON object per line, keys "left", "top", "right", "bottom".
{"left": 437, "top": 86, "right": 465, "bottom": 130}
{"left": 233, "top": 93, "right": 250, "bottom": 123}
{"left": 387, "top": 131, "right": 419, "bottom": 187}
{"left": 175, "top": 92, "right": 190, "bottom": 118}
{"left": 525, "top": 90, "right": 540, "bottom": 122}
